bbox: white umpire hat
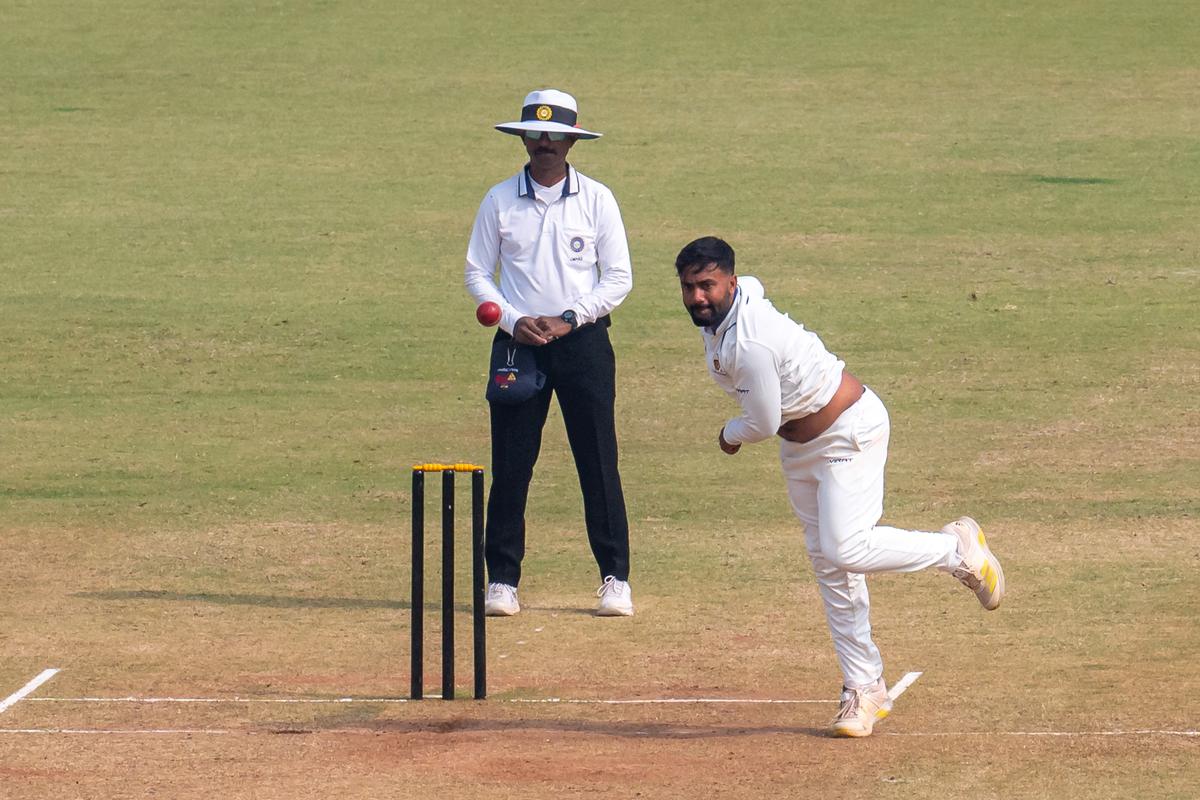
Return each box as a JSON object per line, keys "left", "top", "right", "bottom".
{"left": 494, "top": 89, "right": 602, "bottom": 140}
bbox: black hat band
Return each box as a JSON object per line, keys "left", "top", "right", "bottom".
{"left": 520, "top": 103, "right": 578, "bottom": 126}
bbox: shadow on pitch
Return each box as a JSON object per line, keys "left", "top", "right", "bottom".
{"left": 519, "top": 604, "right": 595, "bottom": 617}
{"left": 74, "top": 589, "right": 411, "bottom": 611}
{"left": 75, "top": 590, "right": 599, "bottom": 615}
{"left": 270, "top": 716, "right": 830, "bottom": 740}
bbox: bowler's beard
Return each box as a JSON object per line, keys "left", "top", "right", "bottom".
{"left": 688, "top": 298, "right": 734, "bottom": 329}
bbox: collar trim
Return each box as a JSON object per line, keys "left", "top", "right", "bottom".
{"left": 519, "top": 163, "right": 578, "bottom": 199}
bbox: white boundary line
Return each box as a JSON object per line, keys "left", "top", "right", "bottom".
{"left": 0, "top": 669, "right": 61, "bottom": 715}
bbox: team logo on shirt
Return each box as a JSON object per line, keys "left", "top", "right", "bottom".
{"left": 569, "top": 236, "right": 585, "bottom": 253}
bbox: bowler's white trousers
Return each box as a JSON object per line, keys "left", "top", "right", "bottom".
{"left": 781, "top": 388, "right": 958, "bottom": 689}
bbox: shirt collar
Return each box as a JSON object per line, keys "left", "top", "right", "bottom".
{"left": 518, "top": 163, "right": 578, "bottom": 199}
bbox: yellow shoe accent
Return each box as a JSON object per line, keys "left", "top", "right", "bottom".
{"left": 945, "top": 516, "right": 1006, "bottom": 611}
{"left": 830, "top": 681, "right": 892, "bottom": 738}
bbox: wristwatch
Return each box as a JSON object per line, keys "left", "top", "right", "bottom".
{"left": 560, "top": 309, "right": 578, "bottom": 330}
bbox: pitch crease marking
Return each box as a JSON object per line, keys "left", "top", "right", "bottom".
{"left": 0, "top": 669, "right": 61, "bottom": 715}
{"left": 887, "top": 671, "right": 922, "bottom": 702}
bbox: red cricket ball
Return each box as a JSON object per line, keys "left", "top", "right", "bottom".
{"left": 476, "top": 301, "right": 501, "bottom": 327}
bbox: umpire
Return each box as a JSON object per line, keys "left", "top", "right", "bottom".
{"left": 464, "top": 89, "right": 634, "bottom": 617}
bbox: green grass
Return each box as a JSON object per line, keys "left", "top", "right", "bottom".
{"left": 4, "top": 2, "right": 1194, "bottom": 532}
{"left": 0, "top": 2, "right": 1197, "bottom": 798}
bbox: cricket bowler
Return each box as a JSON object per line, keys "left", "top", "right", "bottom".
{"left": 675, "top": 235, "right": 1005, "bottom": 737}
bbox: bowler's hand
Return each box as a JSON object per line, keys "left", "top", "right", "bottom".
{"left": 533, "top": 315, "right": 573, "bottom": 341}
{"left": 719, "top": 428, "right": 741, "bottom": 455}
{"left": 514, "top": 316, "right": 550, "bottom": 346}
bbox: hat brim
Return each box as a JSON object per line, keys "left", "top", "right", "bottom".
{"left": 495, "top": 120, "right": 602, "bottom": 140}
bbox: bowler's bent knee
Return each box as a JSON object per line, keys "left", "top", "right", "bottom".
{"left": 823, "top": 530, "right": 876, "bottom": 574}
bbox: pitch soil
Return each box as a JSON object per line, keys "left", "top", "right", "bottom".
{"left": 3, "top": 516, "right": 1197, "bottom": 799}
{"left": 1, "top": 700, "right": 1197, "bottom": 799}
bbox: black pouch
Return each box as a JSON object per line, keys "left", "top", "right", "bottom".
{"left": 485, "top": 337, "right": 546, "bottom": 404}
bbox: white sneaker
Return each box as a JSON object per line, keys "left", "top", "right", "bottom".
{"left": 484, "top": 583, "right": 519, "bottom": 616}
{"left": 595, "top": 576, "right": 634, "bottom": 617}
{"left": 943, "top": 516, "right": 1005, "bottom": 611}
{"left": 830, "top": 678, "right": 892, "bottom": 738}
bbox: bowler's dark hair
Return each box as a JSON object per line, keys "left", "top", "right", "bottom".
{"left": 674, "top": 236, "right": 735, "bottom": 275}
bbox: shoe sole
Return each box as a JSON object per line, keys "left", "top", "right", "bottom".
{"left": 831, "top": 706, "right": 890, "bottom": 738}
{"left": 484, "top": 605, "right": 519, "bottom": 617}
{"left": 595, "top": 605, "right": 634, "bottom": 617}
{"left": 951, "top": 516, "right": 1005, "bottom": 611}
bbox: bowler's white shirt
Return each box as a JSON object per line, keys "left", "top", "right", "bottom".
{"left": 702, "top": 276, "right": 845, "bottom": 445}
{"left": 465, "top": 164, "right": 633, "bottom": 333}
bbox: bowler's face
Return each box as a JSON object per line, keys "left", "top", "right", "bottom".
{"left": 679, "top": 264, "right": 737, "bottom": 328}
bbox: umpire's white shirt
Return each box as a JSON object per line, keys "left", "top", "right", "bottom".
{"left": 702, "top": 277, "right": 845, "bottom": 446}
{"left": 465, "top": 164, "right": 633, "bottom": 334}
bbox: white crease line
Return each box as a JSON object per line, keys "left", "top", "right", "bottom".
{"left": 0, "top": 669, "right": 61, "bottom": 715}
{"left": 34, "top": 695, "right": 833, "bottom": 705}
{"left": 17, "top": 671, "right": 1195, "bottom": 737}
{"left": 0, "top": 728, "right": 233, "bottom": 735}
{"left": 885, "top": 730, "right": 1199, "bottom": 738}
{"left": 20, "top": 671, "right": 913, "bottom": 709}
{"left": 508, "top": 698, "right": 834, "bottom": 705}
{"left": 1, "top": 727, "right": 1196, "bottom": 738}
{"left": 31, "top": 697, "right": 410, "bottom": 705}
{"left": 30, "top": 670, "right": 927, "bottom": 708}
{"left": 887, "top": 671, "right": 922, "bottom": 702}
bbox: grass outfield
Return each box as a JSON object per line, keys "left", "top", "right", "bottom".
{"left": 1, "top": 2, "right": 1197, "bottom": 798}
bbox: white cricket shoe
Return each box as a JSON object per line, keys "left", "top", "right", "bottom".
{"left": 595, "top": 576, "right": 634, "bottom": 617}
{"left": 943, "top": 516, "right": 1005, "bottom": 611}
{"left": 484, "top": 583, "right": 520, "bottom": 617}
{"left": 831, "top": 678, "right": 892, "bottom": 738}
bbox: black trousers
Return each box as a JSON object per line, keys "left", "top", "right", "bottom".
{"left": 486, "top": 319, "right": 630, "bottom": 587}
